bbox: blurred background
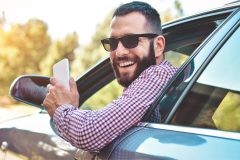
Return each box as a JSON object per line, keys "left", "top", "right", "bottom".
{"left": 0, "top": 0, "right": 233, "bottom": 122}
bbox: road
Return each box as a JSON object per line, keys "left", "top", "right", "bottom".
{"left": 0, "top": 105, "right": 40, "bottom": 123}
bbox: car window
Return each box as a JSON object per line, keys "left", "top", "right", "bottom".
{"left": 170, "top": 26, "right": 240, "bottom": 132}
{"left": 143, "top": 14, "right": 231, "bottom": 123}
{"left": 164, "top": 18, "right": 225, "bottom": 67}
{"left": 81, "top": 80, "right": 123, "bottom": 110}
{"left": 81, "top": 13, "right": 229, "bottom": 110}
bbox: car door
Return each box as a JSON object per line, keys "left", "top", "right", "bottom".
{"left": 97, "top": 6, "right": 240, "bottom": 160}
{"left": 75, "top": 4, "right": 237, "bottom": 107}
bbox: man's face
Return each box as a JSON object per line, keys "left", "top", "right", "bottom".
{"left": 109, "top": 12, "right": 156, "bottom": 88}
{"left": 111, "top": 41, "right": 156, "bottom": 87}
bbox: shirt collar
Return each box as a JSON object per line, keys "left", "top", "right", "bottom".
{"left": 159, "top": 59, "right": 168, "bottom": 66}
{"left": 122, "top": 59, "right": 168, "bottom": 92}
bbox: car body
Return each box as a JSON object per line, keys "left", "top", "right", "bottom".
{"left": 1, "top": 1, "right": 240, "bottom": 160}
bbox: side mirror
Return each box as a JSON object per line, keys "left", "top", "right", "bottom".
{"left": 10, "top": 75, "right": 50, "bottom": 109}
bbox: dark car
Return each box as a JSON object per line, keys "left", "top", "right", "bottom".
{"left": 1, "top": 1, "right": 240, "bottom": 159}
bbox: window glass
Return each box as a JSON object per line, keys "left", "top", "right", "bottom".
{"left": 164, "top": 19, "right": 225, "bottom": 67}
{"left": 145, "top": 18, "right": 228, "bottom": 122}
{"left": 171, "top": 27, "right": 240, "bottom": 132}
{"left": 81, "top": 80, "right": 123, "bottom": 110}
{"left": 165, "top": 50, "right": 188, "bottom": 68}
{"left": 82, "top": 16, "right": 227, "bottom": 111}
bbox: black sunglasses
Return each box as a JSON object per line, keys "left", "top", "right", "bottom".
{"left": 101, "top": 33, "right": 158, "bottom": 52}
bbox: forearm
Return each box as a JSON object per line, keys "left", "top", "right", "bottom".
{"left": 53, "top": 82, "right": 161, "bottom": 151}
{"left": 53, "top": 104, "right": 95, "bottom": 150}
{"left": 53, "top": 64, "right": 177, "bottom": 151}
{"left": 53, "top": 102, "right": 145, "bottom": 151}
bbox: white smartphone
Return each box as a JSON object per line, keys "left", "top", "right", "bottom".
{"left": 53, "top": 58, "right": 70, "bottom": 90}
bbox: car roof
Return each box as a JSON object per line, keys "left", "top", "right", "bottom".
{"left": 162, "top": 0, "right": 240, "bottom": 28}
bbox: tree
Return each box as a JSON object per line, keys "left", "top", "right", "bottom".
{"left": 72, "top": 11, "right": 113, "bottom": 77}
{"left": 40, "top": 32, "right": 78, "bottom": 76}
{"left": 0, "top": 17, "right": 79, "bottom": 102}
{"left": 72, "top": 10, "right": 123, "bottom": 109}
{"left": 0, "top": 19, "right": 50, "bottom": 96}
{"left": 161, "top": 0, "right": 184, "bottom": 23}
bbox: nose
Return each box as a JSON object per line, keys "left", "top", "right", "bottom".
{"left": 115, "top": 41, "right": 129, "bottom": 57}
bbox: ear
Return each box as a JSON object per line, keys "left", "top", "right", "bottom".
{"left": 154, "top": 35, "right": 165, "bottom": 63}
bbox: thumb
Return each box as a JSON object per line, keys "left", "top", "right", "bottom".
{"left": 69, "top": 77, "right": 80, "bottom": 108}
{"left": 69, "top": 77, "right": 78, "bottom": 93}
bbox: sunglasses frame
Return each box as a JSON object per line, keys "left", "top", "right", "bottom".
{"left": 101, "top": 33, "right": 158, "bottom": 52}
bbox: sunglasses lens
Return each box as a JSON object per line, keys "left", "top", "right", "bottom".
{"left": 101, "top": 38, "right": 118, "bottom": 52}
{"left": 101, "top": 34, "right": 145, "bottom": 52}
{"left": 109, "top": 38, "right": 118, "bottom": 51}
{"left": 101, "top": 39, "right": 110, "bottom": 51}
{"left": 122, "top": 35, "right": 139, "bottom": 49}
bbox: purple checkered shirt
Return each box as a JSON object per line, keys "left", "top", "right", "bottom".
{"left": 53, "top": 60, "right": 178, "bottom": 151}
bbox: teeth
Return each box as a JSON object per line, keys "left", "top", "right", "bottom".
{"left": 119, "top": 61, "right": 134, "bottom": 67}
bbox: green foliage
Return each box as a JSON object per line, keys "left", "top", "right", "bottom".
{"left": 213, "top": 92, "right": 240, "bottom": 131}
{"left": 174, "top": 0, "right": 184, "bottom": 16}
{"left": 72, "top": 11, "right": 113, "bottom": 77}
{"left": 83, "top": 80, "right": 123, "bottom": 110}
{"left": 0, "top": 1, "right": 185, "bottom": 108}
{"left": 161, "top": 0, "right": 184, "bottom": 23}
{"left": 165, "top": 51, "right": 188, "bottom": 68}
{"left": 0, "top": 18, "right": 79, "bottom": 98}
{"left": 40, "top": 32, "right": 78, "bottom": 76}
{"left": 72, "top": 10, "right": 123, "bottom": 109}
{"left": 0, "top": 19, "right": 50, "bottom": 95}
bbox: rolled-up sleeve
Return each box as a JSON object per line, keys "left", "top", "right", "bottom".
{"left": 53, "top": 61, "right": 178, "bottom": 151}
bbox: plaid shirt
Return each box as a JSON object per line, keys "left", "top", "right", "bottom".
{"left": 53, "top": 60, "right": 178, "bottom": 151}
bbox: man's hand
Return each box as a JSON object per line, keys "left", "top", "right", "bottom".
{"left": 43, "top": 77, "right": 79, "bottom": 118}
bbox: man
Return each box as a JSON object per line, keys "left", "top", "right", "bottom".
{"left": 43, "top": 1, "right": 178, "bottom": 151}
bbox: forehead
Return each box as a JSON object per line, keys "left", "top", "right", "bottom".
{"left": 110, "top": 12, "right": 147, "bottom": 37}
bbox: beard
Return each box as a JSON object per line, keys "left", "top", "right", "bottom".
{"left": 111, "top": 41, "right": 156, "bottom": 88}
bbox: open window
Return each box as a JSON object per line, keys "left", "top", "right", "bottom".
{"left": 80, "top": 10, "right": 232, "bottom": 111}
{"left": 142, "top": 10, "right": 233, "bottom": 122}
{"left": 170, "top": 26, "right": 240, "bottom": 132}
{"left": 164, "top": 14, "right": 228, "bottom": 67}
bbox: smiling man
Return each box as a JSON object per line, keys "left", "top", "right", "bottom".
{"left": 43, "top": 1, "right": 178, "bottom": 151}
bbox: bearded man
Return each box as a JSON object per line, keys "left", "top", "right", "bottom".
{"left": 43, "top": 1, "right": 178, "bottom": 151}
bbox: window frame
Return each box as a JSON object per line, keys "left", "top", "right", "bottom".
{"left": 168, "top": 24, "right": 240, "bottom": 131}
{"left": 141, "top": 9, "right": 239, "bottom": 122}
{"left": 164, "top": 9, "right": 240, "bottom": 125}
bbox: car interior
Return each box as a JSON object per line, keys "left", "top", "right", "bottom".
{"left": 141, "top": 12, "right": 231, "bottom": 123}
{"left": 171, "top": 83, "right": 240, "bottom": 132}
{"left": 170, "top": 26, "right": 240, "bottom": 132}
{"left": 77, "top": 9, "right": 234, "bottom": 111}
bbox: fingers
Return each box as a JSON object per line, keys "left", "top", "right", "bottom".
{"left": 45, "top": 76, "right": 79, "bottom": 109}
{"left": 70, "top": 77, "right": 79, "bottom": 98}
{"left": 69, "top": 77, "right": 80, "bottom": 108}
{"left": 50, "top": 77, "right": 65, "bottom": 90}
{"left": 44, "top": 78, "right": 67, "bottom": 118}
{"left": 48, "top": 78, "right": 66, "bottom": 93}
{"left": 43, "top": 93, "right": 56, "bottom": 106}
{"left": 50, "top": 77, "right": 57, "bottom": 85}
{"left": 47, "top": 84, "right": 52, "bottom": 91}
{"left": 70, "top": 77, "right": 78, "bottom": 93}
{"left": 43, "top": 93, "right": 57, "bottom": 118}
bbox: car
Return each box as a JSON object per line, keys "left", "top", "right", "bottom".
{"left": 1, "top": 1, "right": 240, "bottom": 159}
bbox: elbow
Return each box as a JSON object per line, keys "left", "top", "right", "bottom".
{"left": 73, "top": 130, "right": 111, "bottom": 151}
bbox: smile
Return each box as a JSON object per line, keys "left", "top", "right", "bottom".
{"left": 119, "top": 61, "right": 135, "bottom": 68}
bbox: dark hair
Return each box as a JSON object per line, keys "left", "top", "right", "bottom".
{"left": 113, "top": 1, "right": 162, "bottom": 34}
